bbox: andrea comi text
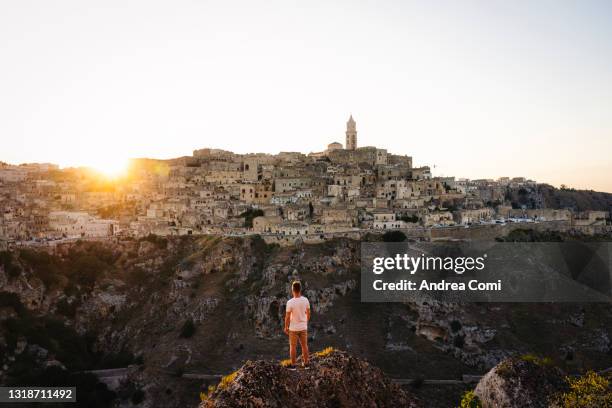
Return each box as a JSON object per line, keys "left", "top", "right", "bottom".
{"left": 372, "top": 278, "right": 502, "bottom": 292}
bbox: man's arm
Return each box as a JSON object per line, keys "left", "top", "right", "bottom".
{"left": 284, "top": 311, "right": 291, "bottom": 335}
{"left": 306, "top": 307, "right": 311, "bottom": 322}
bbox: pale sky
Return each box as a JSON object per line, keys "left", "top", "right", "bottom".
{"left": 1, "top": 1, "right": 611, "bottom": 191}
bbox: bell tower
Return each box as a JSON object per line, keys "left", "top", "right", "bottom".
{"left": 345, "top": 115, "right": 357, "bottom": 150}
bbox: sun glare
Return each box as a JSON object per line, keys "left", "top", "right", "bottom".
{"left": 90, "top": 157, "right": 129, "bottom": 179}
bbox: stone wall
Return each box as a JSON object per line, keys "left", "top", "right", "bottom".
{"left": 430, "top": 220, "right": 572, "bottom": 241}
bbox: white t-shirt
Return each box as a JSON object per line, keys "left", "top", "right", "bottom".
{"left": 286, "top": 296, "right": 310, "bottom": 331}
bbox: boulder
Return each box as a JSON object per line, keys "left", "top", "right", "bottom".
{"left": 474, "top": 356, "right": 567, "bottom": 408}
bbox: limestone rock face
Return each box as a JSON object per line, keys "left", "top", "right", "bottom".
{"left": 474, "top": 357, "right": 566, "bottom": 408}
{"left": 200, "top": 350, "right": 420, "bottom": 408}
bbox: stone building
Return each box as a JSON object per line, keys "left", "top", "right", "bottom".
{"left": 422, "top": 211, "right": 454, "bottom": 227}
{"left": 454, "top": 208, "right": 495, "bottom": 225}
{"left": 253, "top": 215, "right": 282, "bottom": 233}
{"left": 345, "top": 115, "right": 357, "bottom": 150}
{"left": 573, "top": 210, "right": 608, "bottom": 226}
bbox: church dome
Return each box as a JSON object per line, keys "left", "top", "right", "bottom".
{"left": 327, "top": 142, "right": 343, "bottom": 151}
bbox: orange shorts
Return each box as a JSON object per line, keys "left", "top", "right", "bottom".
{"left": 289, "top": 330, "right": 307, "bottom": 348}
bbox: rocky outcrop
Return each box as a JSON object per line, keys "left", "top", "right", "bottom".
{"left": 474, "top": 357, "right": 567, "bottom": 408}
{"left": 200, "top": 349, "right": 420, "bottom": 408}
{"left": 408, "top": 301, "right": 507, "bottom": 369}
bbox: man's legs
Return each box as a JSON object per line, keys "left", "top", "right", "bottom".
{"left": 298, "top": 330, "right": 309, "bottom": 365}
{"left": 289, "top": 331, "right": 298, "bottom": 365}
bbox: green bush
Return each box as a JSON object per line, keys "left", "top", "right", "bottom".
{"left": 399, "top": 214, "right": 419, "bottom": 223}
{"left": 240, "top": 208, "right": 264, "bottom": 228}
{"left": 453, "top": 335, "right": 465, "bottom": 349}
{"left": 450, "top": 320, "right": 462, "bottom": 333}
{"left": 180, "top": 318, "right": 196, "bottom": 338}
{"left": 519, "top": 353, "right": 553, "bottom": 366}
{"left": 56, "top": 298, "right": 79, "bottom": 318}
{"left": 0, "top": 291, "right": 25, "bottom": 315}
{"left": 3, "top": 315, "right": 95, "bottom": 371}
{"left": 382, "top": 230, "right": 407, "bottom": 242}
{"left": 131, "top": 389, "right": 145, "bottom": 405}
{"left": 0, "top": 251, "right": 21, "bottom": 278}
{"left": 141, "top": 234, "right": 168, "bottom": 248}
{"left": 459, "top": 390, "right": 482, "bottom": 408}
{"left": 19, "top": 249, "right": 61, "bottom": 287}
{"left": 63, "top": 244, "right": 117, "bottom": 288}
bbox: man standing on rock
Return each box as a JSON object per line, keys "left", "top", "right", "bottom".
{"left": 284, "top": 280, "right": 310, "bottom": 369}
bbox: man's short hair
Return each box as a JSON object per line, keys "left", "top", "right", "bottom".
{"left": 292, "top": 281, "right": 301, "bottom": 293}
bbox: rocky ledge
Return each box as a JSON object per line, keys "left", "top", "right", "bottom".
{"left": 200, "top": 348, "right": 420, "bottom": 408}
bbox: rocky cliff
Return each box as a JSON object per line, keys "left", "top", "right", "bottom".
{"left": 1, "top": 235, "right": 612, "bottom": 407}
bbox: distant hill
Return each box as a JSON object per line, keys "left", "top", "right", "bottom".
{"left": 506, "top": 184, "right": 612, "bottom": 212}
{"left": 538, "top": 184, "right": 612, "bottom": 212}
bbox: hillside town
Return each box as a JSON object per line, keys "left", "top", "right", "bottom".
{"left": 1, "top": 116, "right": 610, "bottom": 248}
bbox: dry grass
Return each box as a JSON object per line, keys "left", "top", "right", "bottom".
{"left": 314, "top": 346, "right": 336, "bottom": 358}
{"left": 520, "top": 353, "right": 553, "bottom": 366}
{"left": 218, "top": 370, "right": 238, "bottom": 390}
{"left": 280, "top": 346, "right": 336, "bottom": 367}
{"left": 557, "top": 371, "right": 612, "bottom": 407}
{"left": 201, "top": 370, "right": 239, "bottom": 401}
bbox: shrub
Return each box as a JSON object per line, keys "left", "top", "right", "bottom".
{"left": 200, "top": 390, "right": 209, "bottom": 402}
{"left": 0, "top": 291, "right": 25, "bottom": 315}
{"left": 239, "top": 209, "right": 264, "bottom": 228}
{"left": 0, "top": 251, "right": 21, "bottom": 278}
{"left": 19, "top": 249, "right": 61, "bottom": 287}
{"left": 520, "top": 353, "right": 553, "bottom": 366}
{"left": 218, "top": 371, "right": 238, "bottom": 390}
{"left": 314, "top": 346, "right": 335, "bottom": 358}
{"left": 399, "top": 214, "right": 419, "bottom": 223}
{"left": 126, "top": 267, "right": 149, "bottom": 285}
{"left": 68, "top": 253, "right": 110, "bottom": 288}
{"left": 202, "top": 384, "right": 217, "bottom": 401}
{"left": 459, "top": 390, "right": 482, "bottom": 408}
{"left": 131, "top": 389, "right": 145, "bottom": 405}
{"left": 557, "top": 371, "right": 612, "bottom": 407}
{"left": 141, "top": 234, "right": 168, "bottom": 249}
{"left": 3, "top": 313, "right": 95, "bottom": 371}
{"left": 56, "top": 298, "right": 78, "bottom": 318}
{"left": 382, "top": 230, "right": 407, "bottom": 242}
{"left": 179, "top": 318, "right": 196, "bottom": 338}
{"left": 453, "top": 335, "right": 465, "bottom": 349}
{"left": 450, "top": 320, "right": 462, "bottom": 333}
